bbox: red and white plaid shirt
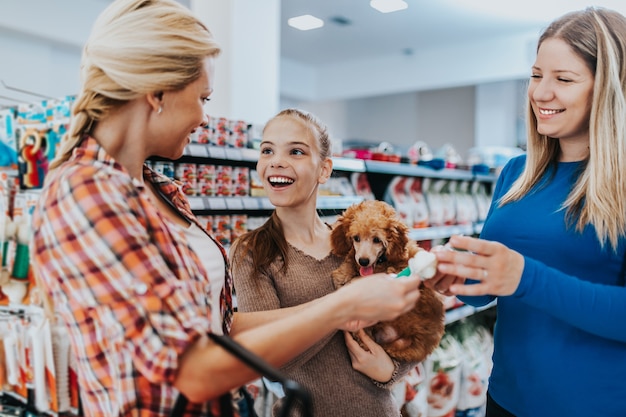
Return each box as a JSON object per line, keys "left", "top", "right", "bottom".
{"left": 31, "top": 136, "right": 236, "bottom": 416}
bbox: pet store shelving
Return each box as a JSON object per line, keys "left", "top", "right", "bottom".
{"left": 170, "top": 143, "right": 369, "bottom": 215}
{"left": 175, "top": 142, "right": 497, "bottom": 219}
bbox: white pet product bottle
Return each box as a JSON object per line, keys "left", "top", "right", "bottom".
{"left": 396, "top": 250, "right": 438, "bottom": 279}
{"left": 51, "top": 323, "right": 72, "bottom": 413}
{"left": 28, "top": 313, "right": 50, "bottom": 413}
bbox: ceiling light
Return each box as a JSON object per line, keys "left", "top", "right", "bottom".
{"left": 370, "top": 0, "right": 408, "bottom": 13}
{"left": 288, "top": 14, "right": 324, "bottom": 31}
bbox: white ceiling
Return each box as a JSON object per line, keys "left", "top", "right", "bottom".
{"left": 280, "top": 0, "right": 626, "bottom": 68}
{"left": 2, "top": 0, "right": 626, "bottom": 105}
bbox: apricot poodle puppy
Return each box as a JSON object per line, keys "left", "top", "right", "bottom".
{"left": 331, "top": 200, "right": 445, "bottom": 363}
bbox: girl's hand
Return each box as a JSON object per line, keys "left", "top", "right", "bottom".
{"left": 344, "top": 329, "right": 395, "bottom": 382}
{"left": 337, "top": 273, "right": 421, "bottom": 331}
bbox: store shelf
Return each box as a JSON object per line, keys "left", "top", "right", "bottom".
{"left": 331, "top": 157, "right": 366, "bottom": 172}
{"left": 445, "top": 300, "right": 496, "bottom": 325}
{"left": 183, "top": 144, "right": 259, "bottom": 162}
{"left": 364, "top": 160, "right": 476, "bottom": 181}
{"left": 409, "top": 223, "right": 483, "bottom": 241}
{"left": 183, "top": 144, "right": 368, "bottom": 173}
{"left": 474, "top": 172, "right": 499, "bottom": 183}
{"left": 188, "top": 195, "right": 365, "bottom": 212}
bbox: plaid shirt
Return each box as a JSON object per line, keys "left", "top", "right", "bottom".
{"left": 31, "top": 136, "right": 236, "bottom": 416}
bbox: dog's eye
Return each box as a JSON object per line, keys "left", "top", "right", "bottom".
{"left": 353, "top": 236, "right": 360, "bottom": 242}
{"left": 373, "top": 237, "right": 382, "bottom": 244}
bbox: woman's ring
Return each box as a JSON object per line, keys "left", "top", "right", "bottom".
{"left": 483, "top": 269, "right": 488, "bottom": 279}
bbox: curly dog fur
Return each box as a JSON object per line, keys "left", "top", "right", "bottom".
{"left": 331, "top": 200, "right": 445, "bottom": 363}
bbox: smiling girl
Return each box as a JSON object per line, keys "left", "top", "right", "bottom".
{"left": 231, "top": 109, "right": 418, "bottom": 417}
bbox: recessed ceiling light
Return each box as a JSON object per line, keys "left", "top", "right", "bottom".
{"left": 370, "top": 0, "right": 408, "bottom": 14}
{"left": 288, "top": 14, "right": 324, "bottom": 31}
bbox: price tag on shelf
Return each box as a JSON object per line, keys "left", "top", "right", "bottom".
{"left": 207, "top": 197, "right": 227, "bottom": 210}
{"left": 225, "top": 198, "right": 244, "bottom": 210}
{"left": 188, "top": 196, "right": 205, "bottom": 211}
{"left": 186, "top": 143, "right": 209, "bottom": 157}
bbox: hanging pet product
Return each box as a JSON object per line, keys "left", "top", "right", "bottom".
{"left": 18, "top": 127, "right": 48, "bottom": 189}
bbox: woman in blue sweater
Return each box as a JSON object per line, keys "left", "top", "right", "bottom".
{"left": 426, "top": 7, "right": 626, "bottom": 417}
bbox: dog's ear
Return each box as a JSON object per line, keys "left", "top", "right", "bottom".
{"left": 330, "top": 212, "right": 353, "bottom": 256}
{"left": 385, "top": 221, "right": 410, "bottom": 264}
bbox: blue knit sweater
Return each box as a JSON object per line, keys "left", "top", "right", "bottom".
{"left": 461, "top": 155, "right": 626, "bottom": 417}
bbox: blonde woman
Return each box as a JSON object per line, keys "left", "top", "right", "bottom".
{"left": 30, "top": 1, "right": 422, "bottom": 416}
{"left": 426, "top": 7, "right": 626, "bottom": 417}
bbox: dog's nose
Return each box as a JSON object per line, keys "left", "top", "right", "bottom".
{"left": 358, "top": 258, "right": 370, "bottom": 267}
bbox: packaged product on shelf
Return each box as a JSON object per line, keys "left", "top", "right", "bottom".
{"left": 5, "top": 316, "right": 30, "bottom": 400}
{"left": 0, "top": 108, "right": 18, "bottom": 168}
{"left": 350, "top": 172, "right": 375, "bottom": 200}
{"left": 229, "top": 120, "right": 249, "bottom": 148}
{"left": 16, "top": 102, "right": 46, "bottom": 125}
{"left": 230, "top": 214, "right": 247, "bottom": 241}
{"left": 213, "top": 117, "right": 230, "bottom": 147}
{"left": 383, "top": 176, "right": 413, "bottom": 227}
{"left": 2, "top": 191, "right": 38, "bottom": 305}
{"left": 249, "top": 170, "right": 266, "bottom": 197}
{"left": 434, "top": 143, "right": 463, "bottom": 169}
{"left": 191, "top": 122, "right": 210, "bottom": 144}
{"left": 214, "top": 215, "right": 231, "bottom": 247}
{"left": 454, "top": 181, "right": 478, "bottom": 225}
{"left": 50, "top": 324, "right": 73, "bottom": 414}
{"left": 175, "top": 162, "right": 198, "bottom": 196}
{"left": 216, "top": 165, "right": 233, "bottom": 197}
{"left": 422, "top": 178, "right": 443, "bottom": 227}
{"left": 399, "top": 362, "right": 429, "bottom": 417}
{"left": 17, "top": 127, "right": 49, "bottom": 189}
{"left": 232, "top": 167, "right": 250, "bottom": 197}
{"left": 152, "top": 161, "right": 175, "bottom": 178}
{"left": 318, "top": 176, "right": 354, "bottom": 197}
{"left": 471, "top": 181, "right": 492, "bottom": 222}
{"left": 454, "top": 328, "right": 492, "bottom": 417}
{"left": 423, "top": 333, "right": 463, "bottom": 417}
{"left": 196, "top": 215, "right": 214, "bottom": 234}
{"left": 439, "top": 181, "right": 457, "bottom": 226}
{"left": 407, "top": 177, "right": 429, "bottom": 228}
{"left": 197, "top": 164, "right": 217, "bottom": 196}
{"left": 407, "top": 141, "right": 434, "bottom": 165}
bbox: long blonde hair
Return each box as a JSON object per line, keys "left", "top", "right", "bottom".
{"left": 50, "top": 0, "right": 221, "bottom": 170}
{"left": 500, "top": 7, "right": 626, "bottom": 250}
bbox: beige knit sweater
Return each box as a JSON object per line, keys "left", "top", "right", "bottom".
{"left": 231, "top": 243, "right": 414, "bottom": 417}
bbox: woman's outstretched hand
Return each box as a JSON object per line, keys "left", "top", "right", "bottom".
{"left": 426, "top": 235, "right": 524, "bottom": 297}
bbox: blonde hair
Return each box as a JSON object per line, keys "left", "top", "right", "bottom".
{"left": 50, "top": 0, "right": 221, "bottom": 170}
{"left": 500, "top": 7, "right": 626, "bottom": 250}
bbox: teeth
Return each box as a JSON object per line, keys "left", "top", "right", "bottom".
{"left": 268, "top": 176, "right": 294, "bottom": 184}
{"left": 539, "top": 109, "right": 564, "bottom": 115}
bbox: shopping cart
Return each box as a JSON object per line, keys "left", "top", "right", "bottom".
{"left": 171, "top": 333, "right": 312, "bottom": 417}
